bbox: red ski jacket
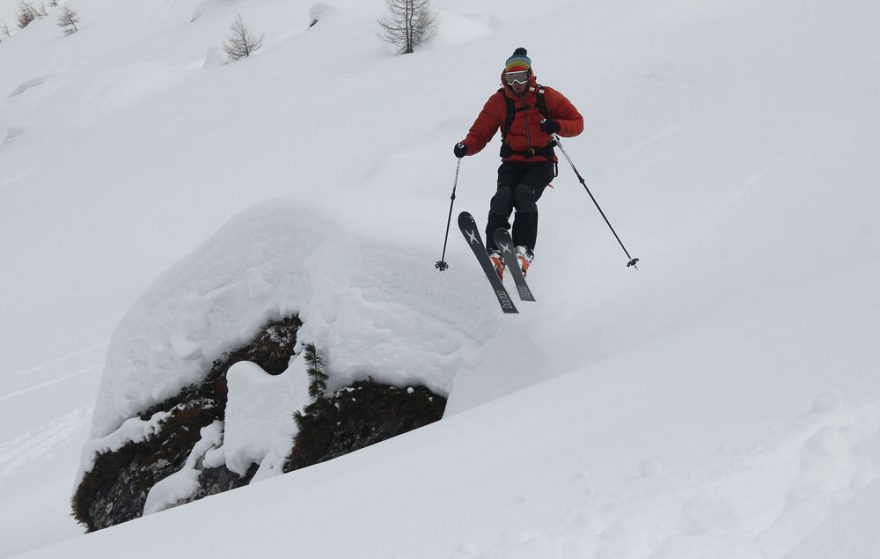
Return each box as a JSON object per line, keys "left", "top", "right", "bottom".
{"left": 460, "top": 73, "right": 583, "bottom": 163}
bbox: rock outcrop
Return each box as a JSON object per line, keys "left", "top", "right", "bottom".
{"left": 72, "top": 316, "right": 446, "bottom": 531}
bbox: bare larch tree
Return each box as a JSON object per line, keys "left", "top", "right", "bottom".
{"left": 223, "top": 14, "right": 264, "bottom": 62}
{"left": 378, "top": 0, "right": 437, "bottom": 55}
{"left": 57, "top": 4, "right": 79, "bottom": 34}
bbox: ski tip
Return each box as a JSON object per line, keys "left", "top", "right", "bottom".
{"left": 458, "top": 211, "right": 477, "bottom": 229}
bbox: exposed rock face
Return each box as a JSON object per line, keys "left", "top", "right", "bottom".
{"left": 72, "top": 399, "right": 220, "bottom": 531}
{"left": 72, "top": 316, "right": 447, "bottom": 531}
{"left": 192, "top": 464, "right": 259, "bottom": 501}
{"left": 72, "top": 316, "right": 302, "bottom": 531}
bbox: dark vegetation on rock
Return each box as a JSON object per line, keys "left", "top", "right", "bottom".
{"left": 286, "top": 380, "right": 446, "bottom": 472}
{"left": 70, "top": 399, "right": 219, "bottom": 531}
{"left": 72, "top": 314, "right": 447, "bottom": 532}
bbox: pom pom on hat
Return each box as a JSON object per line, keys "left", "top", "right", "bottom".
{"left": 505, "top": 47, "right": 532, "bottom": 73}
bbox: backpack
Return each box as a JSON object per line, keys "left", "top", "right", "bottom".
{"left": 497, "top": 85, "right": 556, "bottom": 160}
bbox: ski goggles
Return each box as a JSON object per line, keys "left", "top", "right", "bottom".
{"left": 504, "top": 70, "right": 530, "bottom": 85}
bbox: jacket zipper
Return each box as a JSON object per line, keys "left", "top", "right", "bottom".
{"left": 522, "top": 107, "right": 532, "bottom": 149}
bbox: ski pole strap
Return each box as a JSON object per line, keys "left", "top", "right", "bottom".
{"left": 451, "top": 158, "right": 460, "bottom": 199}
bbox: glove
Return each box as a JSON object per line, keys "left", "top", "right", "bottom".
{"left": 540, "top": 119, "right": 561, "bottom": 134}
{"left": 453, "top": 143, "right": 468, "bottom": 158}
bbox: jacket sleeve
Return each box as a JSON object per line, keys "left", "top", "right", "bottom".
{"left": 545, "top": 87, "right": 583, "bottom": 138}
{"left": 460, "top": 93, "right": 505, "bottom": 156}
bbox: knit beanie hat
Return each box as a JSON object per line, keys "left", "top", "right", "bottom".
{"left": 505, "top": 47, "right": 532, "bottom": 73}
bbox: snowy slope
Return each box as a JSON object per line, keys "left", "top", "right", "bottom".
{"left": 15, "top": 365, "right": 880, "bottom": 559}
{"left": 2, "top": 0, "right": 880, "bottom": 556}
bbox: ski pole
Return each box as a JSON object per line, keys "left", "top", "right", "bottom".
{"left": 553, "top": 133, "right": 639, "bottom": 270}
{"left": 435, "top": 158, "right": 461, "bottom": 271}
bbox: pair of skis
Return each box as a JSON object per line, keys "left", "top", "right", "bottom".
{"left": 458, "top": 211, "right": 534, "bottom": 314}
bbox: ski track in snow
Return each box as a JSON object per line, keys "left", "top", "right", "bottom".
{"left": 2, "top": 341, "right": 108, "bottom": 382}
{"left": 0, "top": 342, "right": 107, "bottom": 407}
{"left": 0, "top": 404, "right": 92, "bottom": 481}
{"left": 0, "top": 363, "right": 103, "bottom": 403}
{"left": 0, "top": 165, "right": 35, "bottom": 189}
{"left": 0, "top": 343, "right": 104, "bottom": 503}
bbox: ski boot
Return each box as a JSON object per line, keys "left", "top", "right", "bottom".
{"left": 515, "top": 246, "right": 534, "bottom": 277}
{"left": 488, "top": 250, "right": 505, "bottom": 280}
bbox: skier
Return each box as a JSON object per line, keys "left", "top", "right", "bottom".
{"left": 453, "top": 48, "right": 583, "bottom": 278}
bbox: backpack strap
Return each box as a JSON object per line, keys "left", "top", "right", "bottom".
{"left": 535, "top": 85, "right": 550, "bottom": 121}
{"left": 498, "top": 88, "right": 515, "bottom": 140}
{"left": 498, "top": 85, "right": 551, "bottom": 141}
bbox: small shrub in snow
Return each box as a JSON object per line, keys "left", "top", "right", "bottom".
{"left": 56, "top": 4, "right": 79, "bottom": 34}
{"left": 303, "top": 343, "right": 328, "bottom": 399}
{"left": 294, "top": 343, "right": 333, "bottom": 434}
{"left": 16, "top": 2, "right": 40, "bottom": 28}
{"left": 378, "top": 0, "right": 437, "bottom": 55}
{"left": 0, "top": 21, "right": 11, "bottom": 41}
{"left": 223, "top": 14, "right": 263, "bottom": 62}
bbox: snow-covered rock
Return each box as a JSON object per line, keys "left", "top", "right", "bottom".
{"left": 88, "top": 201, "right": 486, "bottom": 442}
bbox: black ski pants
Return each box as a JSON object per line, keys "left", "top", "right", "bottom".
{"left": 485, "top": 161, "right": 555, "bottom": 253}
